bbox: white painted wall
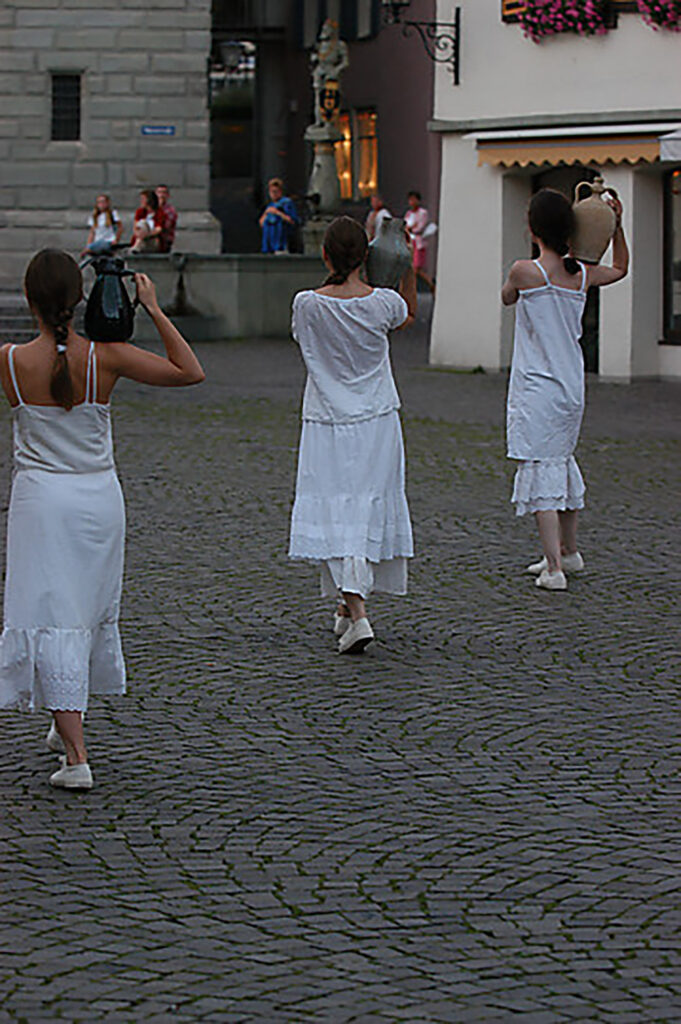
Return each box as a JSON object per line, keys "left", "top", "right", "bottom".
{"left": 598, "top": 166, "right": 635, "bottom": 379}
{"left": 430, "top": 136, "right": 505, "bottom": 370}
{"left": 434, "top": 3, "right": 681, "bottom": 123}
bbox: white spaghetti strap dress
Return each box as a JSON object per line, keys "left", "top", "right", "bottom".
{"left": 289, "top": 288, "right": 413, "bottom": 599}
{"left": 0, "top": 343, "right": 126, "bottom": 712}
{"left": 507, "top": 260, "right": 588, "bottom": 516}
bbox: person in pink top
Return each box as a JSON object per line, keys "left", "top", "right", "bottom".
{"left": 404, "top": 190, "right": 434, "bottom": 294}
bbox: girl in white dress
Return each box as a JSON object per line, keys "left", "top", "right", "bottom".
{"left": 0, "top": 249, "right": 205, "bottom": 789}
{"left": 502, "top": 188, "right": 628, "bottom": 591}
{"left": 290, "top": 216, "right": 417, "bottom": 653}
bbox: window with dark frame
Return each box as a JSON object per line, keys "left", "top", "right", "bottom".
{"left": 51, "top": 73, "right": 81, "bottom": 141}
{"left": 664, "top": 169, "right": 681, "bottom": 344}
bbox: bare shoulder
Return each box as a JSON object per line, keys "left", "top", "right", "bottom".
{"left": 509, "top": 260, "right": 543, "bottom": 288}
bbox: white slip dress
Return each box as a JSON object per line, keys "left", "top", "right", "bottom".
{"left": 0, "top": 343, "right": 126, "bottom": 712}
{"left": 506, "top": 260, "right": 588, "bottom": 517}
{"left": 289, "top": 289, "right": 414, "bottom": 599}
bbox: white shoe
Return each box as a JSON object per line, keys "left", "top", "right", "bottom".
{"left": 46, "top": 721, "right": 65, "bottom": 754}
{"left": 333, "top": 612, "right": 352, "bottom": 637}
{"left": 49, "top": 760, "right": 93, "bottom": 790}
{"left": 536, "top": 568, "right": 567, "bottom": 591}
{"left": 338, "top": 616, "right": 375, "bottom": 654}
{"left": 526, "top": 552, "right": 584, "bottom": 575}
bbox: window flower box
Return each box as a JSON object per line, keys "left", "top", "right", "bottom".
{"left": 637, "top": 0, "right": 681, "bottom": 29}
{"left": 517, "top": 0, "right": 613, "bottom": 41}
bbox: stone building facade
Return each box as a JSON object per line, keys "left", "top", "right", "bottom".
{"left": 0, "top": 0, "right": 219, "bottom": 288}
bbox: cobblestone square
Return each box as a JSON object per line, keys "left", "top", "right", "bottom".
{"left": 0, "top": 317, "right": 680, "bottom": 1021}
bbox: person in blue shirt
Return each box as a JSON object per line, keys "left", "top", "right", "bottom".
{"left": 259, "top": 178, "right": 299, "bottom": 254}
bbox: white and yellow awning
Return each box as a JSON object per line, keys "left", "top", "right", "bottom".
{"left": 466, "top": 124, "right": 681, "bottom": 168}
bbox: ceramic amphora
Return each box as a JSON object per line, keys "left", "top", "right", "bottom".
{"left": 571, "top": 176, "right": 618, "bottom": 265}
{"left": 366, "top": 217, "right": 413, "bottom": 289}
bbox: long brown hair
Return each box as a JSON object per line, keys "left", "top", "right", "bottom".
{"left": 24, "top": 250, "right": 83, "bottom": 410}
{"left": 322, "top": 216, "right": 368, "bottom": 285}
{"left": 92, "top": 194, "right": 114, "bottom": 228}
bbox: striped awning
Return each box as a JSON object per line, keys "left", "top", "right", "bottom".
{"left": 468, "top": 124, "right": 681, "bottom": 168}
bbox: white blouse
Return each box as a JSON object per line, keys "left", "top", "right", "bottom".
{"left": 291, "top": 288, "right": 408, "bottom": 425}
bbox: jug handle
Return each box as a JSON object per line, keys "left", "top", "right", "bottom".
{"left": 574, "top": 182, "right": 593, "bottom": 203}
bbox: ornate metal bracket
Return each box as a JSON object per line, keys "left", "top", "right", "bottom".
{"left": 382, "top": 5, "right": 461, "bottom": 85}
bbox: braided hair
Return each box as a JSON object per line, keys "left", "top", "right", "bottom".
{"left": 528, "top": 188, "right": 580, "bottom": 276}
{"left": 322, "top": 216, "right": 368, "bottom": 286}
{"left": 24, "top": 250, "right": 82, "bottom": 410}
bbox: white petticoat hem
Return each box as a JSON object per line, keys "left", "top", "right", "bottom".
{"left": 512, "top": 456, "right": 585, "bottom": 517}
{"left": 0, "top": 622, "right": 126, "bottom": 712}
{"left": 320, "top": 556, "right": 408, "bottom": 599}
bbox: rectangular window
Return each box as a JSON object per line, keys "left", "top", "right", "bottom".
{"left": 51, "top": 73, "right": 81, "bottom": 141}
{"left": 356, "top": 110, "right": 378, "bottom": 199}
{"left": 335, "top": 112, "right": 353, "bottom": 200}
{"left": 664, "top": 169, "right": 681, "bottom": 344}
{"left": 333, "top": 108, "right": 379, "bottom": 201}
{"left": 501, "top": 0, "right": 525, "bottom": 20}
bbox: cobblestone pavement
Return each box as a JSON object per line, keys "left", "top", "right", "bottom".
{"left": 1, "top": 307, "right": 680, "bottom": 1022}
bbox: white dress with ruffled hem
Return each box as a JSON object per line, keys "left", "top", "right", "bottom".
{"left": 507, "top": 260, "right": 588, "bottom": 517}
{"left": 0, "top": 344, "right": 126, "bottom": 712}
{"left": 289, "top": 289, "right": 413, "bottom": 599}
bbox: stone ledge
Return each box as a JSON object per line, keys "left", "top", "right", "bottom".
{"left": 126, "top": 252, "right": 323, "bottom": 341}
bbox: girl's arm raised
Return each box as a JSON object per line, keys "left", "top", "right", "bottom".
{"left": 100, "top": 274, "right": 205, "bottom": 387}
{"left": 586, "top": 201, "right": 629, "bottom": 288}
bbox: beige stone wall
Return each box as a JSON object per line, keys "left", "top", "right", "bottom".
{"left": 0, "top": 0, "right": 220, "bottom": 287}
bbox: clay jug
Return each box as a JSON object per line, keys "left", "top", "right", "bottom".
{"left": 366, "top": 217, "right": 413, "bottom": 289}
{"left": 571, "top": 177, "right": 618, "bottom": 264}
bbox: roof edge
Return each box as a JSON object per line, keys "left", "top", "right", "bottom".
{"left": 428, "top": 110, "right": 681, "bottom": 134}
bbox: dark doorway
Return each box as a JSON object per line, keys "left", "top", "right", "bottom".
{"left": 532, "top": 165, "right": 599, "bottom": 372}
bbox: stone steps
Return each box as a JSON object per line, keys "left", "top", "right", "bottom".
{"left": 0, "top": 292, "right": 85, "bottom": 344}
{"left": 0, "top": 293, "right": 34, "bottom": 344}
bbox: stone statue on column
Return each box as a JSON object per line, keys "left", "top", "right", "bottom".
{"left": 303, "top": 19, "right": 348, "bottom": 253}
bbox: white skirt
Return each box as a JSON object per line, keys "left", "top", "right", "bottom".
{"left": 289, "top": 410, "right": 413, "bottom": 592}
{"left": 0, "top": 468, "right": 126, "bottom": 712}
{"left": 511, "top": 456, "right": 585, "bottom": 517}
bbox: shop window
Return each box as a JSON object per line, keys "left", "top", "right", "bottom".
{"left": 51, "top": 73, "right": 81, "bottom": 141}
{"left": 357, "top": 110, "right": 378, "bottom": 198}
{"left": 335, "top": 112, "right": 353, "bottom": 200}
{"left": 664, "top": 169, "right": 681, "bottom": 344}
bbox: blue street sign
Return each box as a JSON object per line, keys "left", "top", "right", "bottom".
{"left": 141, "top": 125, "right": 176, "bottom": 136}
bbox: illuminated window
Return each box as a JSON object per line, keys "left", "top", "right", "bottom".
{"left": 335, "top": 113, "right": 353, "bottom": 200}
{"left": 357, "top": 110, "right": 378, "bottom": 198}
{"left": 334, "top": 109, "right": 378, "bottom": 201}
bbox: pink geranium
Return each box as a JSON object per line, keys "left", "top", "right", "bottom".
{"left": 637, "top": 0, "right": 681, "bottom": 30}
{"left": 519, "top": 0, "right": 611, "bottom": 41}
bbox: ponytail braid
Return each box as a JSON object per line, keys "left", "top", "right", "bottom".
{"left": 49, "top": 306, "right": 75, "bottom": 410}
{"left": 24, "top": 250, "right": 82, "bottom": 411}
